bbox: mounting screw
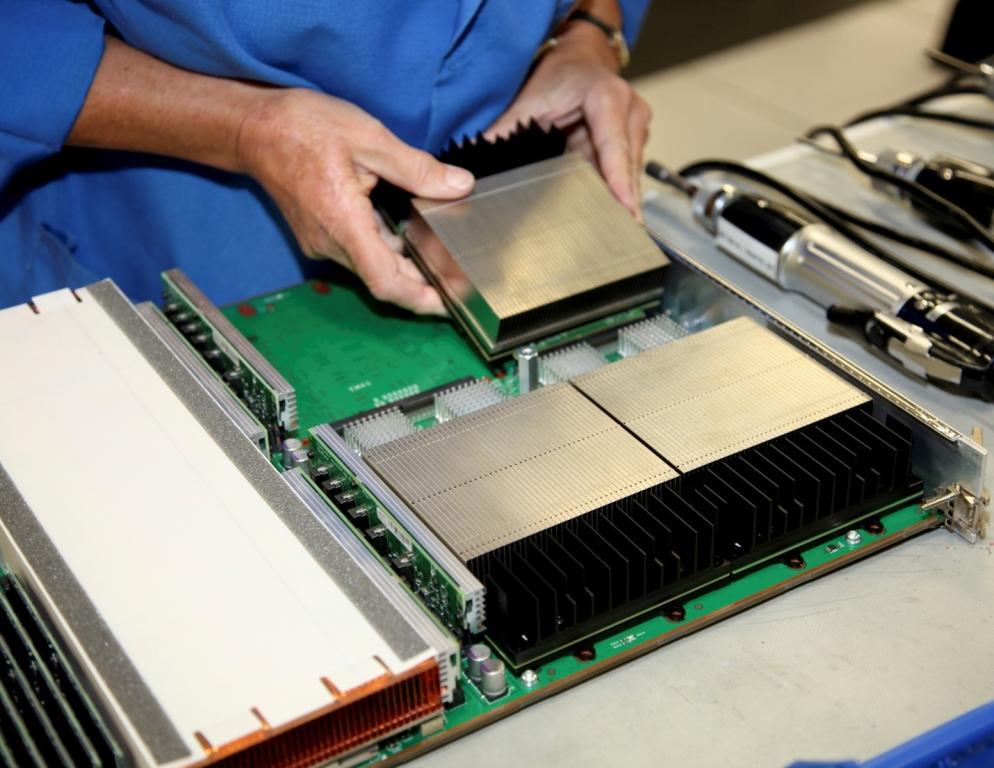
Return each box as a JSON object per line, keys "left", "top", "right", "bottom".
{"left": 520, "top": 669, "right": 539, "bottom": 687}
{"left": 845, "top": 529, "right": 862, "bottom": 547}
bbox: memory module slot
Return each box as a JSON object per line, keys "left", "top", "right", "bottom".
{"left": 161, "top": 269, "right": 298, "bottom": 438}
{"left": 136, "top": 302, "right": 268, "bottom": 452}
{"left": 310, "top": 425, "right": 487, "bottom": 636}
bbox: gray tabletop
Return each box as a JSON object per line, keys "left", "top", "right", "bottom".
{"left": 411, "top": 96, "right": 994, "bottom": 768}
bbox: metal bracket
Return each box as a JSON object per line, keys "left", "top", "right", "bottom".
{"left": 922, "top": 484, "right": 990, "bottom": 543}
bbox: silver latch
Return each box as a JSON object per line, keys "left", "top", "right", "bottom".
{"left": 922, "top": 484, "right": 989, "bottom": 543}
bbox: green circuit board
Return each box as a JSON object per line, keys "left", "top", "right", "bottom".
{"left": 363, "top": 500, "right": 939, "bottom": 766}
{"left": 220, "top": 273, "right": 656, "bottom": 434}
{"left": 221, "top": 274, "right": 492, "bottom": 432}
{"left": 210, "top": 271, "right": 935, "bottom": 768}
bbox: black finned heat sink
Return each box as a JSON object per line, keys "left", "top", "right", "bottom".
{"left": 0, "top": 575, "right": 126, "bottom": 767}
{"left": 372, "top": 121, "right": 567, "bottom": 225}
{"left": 436, "top": 121, "right": 568, "bottom": 179}
{"left": 467, "top": 405, "right": 921, "bottom": 667}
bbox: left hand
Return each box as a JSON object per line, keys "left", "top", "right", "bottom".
{"left": 486, "top": 20, "right": 651, "bottom": 220}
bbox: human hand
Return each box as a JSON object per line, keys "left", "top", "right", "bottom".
{"left": 236, "top": 88, "right": 475, "bottom": 314}
{"left": 486, "top": 21, "right": 651, "bottom": 220}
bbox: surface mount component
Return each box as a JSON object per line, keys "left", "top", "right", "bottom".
{"left": 573, "top": 317, "right": 871, "bottom": 471}
{"left": 407, "top": 153, "right": 669, "bottom": 357}
{"left": 0, "top": 283, "right": 453, "bottom": 768}
{"left": 310, "top": 424, "right": 488, "bottom": 636}
{"left": 136, "top": 301, "right": 268, "bottom": 453}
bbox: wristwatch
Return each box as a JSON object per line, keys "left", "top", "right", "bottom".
{"left": 534, "top": 8, "right": 631, "bottom": 70}
{"left": 567, "top": 9, "right": 631, "bottom": 69}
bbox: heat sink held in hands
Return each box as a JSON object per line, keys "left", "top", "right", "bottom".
{"left": 407, "top": 153, "right": 669, "bottom": 358}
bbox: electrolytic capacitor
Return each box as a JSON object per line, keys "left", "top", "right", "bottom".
{"left": 466, "top": 644, "right": 491, "bottom": 682}
{"left": 479, "top": 658, "right": 508, "bottom": 699}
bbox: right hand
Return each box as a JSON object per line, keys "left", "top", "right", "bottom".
{"left": 235, "top": 88, "right": 475, "bottom": 314}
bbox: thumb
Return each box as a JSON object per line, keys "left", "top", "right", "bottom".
{"left": 362, "top": 129, "right": 474, "bottom": 199}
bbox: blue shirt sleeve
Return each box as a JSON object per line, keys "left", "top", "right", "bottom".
{"left": 619, "top": 0, "right": 651, "bottom": 46}
{"left": 0, "top": 1, "right": 105, "bottom": 188}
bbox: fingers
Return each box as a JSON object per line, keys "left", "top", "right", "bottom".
{"left": 566, "top": 124, "right": 595, "bottom": 164}
{"left": 626, "top": 96, "right": 652, "bottom": 223}
{"left": 583, "top": 78, "right": 637, "bottom": 216}
{"left": 331, "top": 184, "right": 445, "bottom": 314}
{"left": 582, "top": 80, "right": 653, "bottom": 222}
{"left": 361, "top": 125, "right": 474, "bottom": 200}
{"left": 373, "top": 210, "right": 404, "bottom": 254}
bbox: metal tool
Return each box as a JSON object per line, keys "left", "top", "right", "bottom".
{"left": 925, "top": 50, "right": 994, "bottom": 100}
{"left": 827, "top": 306, "right": 992, "bottom": 395}
{"left": 801, "top": 138, "right": 994, "bottom": 234}
{"left": 645, "top": 161, "right": 994, "bottom": 399}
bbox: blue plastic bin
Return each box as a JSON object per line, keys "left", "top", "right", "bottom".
{"left": 789, "top": 700, "right": 994, "bottom": 768}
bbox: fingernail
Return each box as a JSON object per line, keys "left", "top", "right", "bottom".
{"left": 445, "top": 166, "right": 474, "bottom": 191}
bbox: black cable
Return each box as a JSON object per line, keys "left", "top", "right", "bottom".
{"left": 673, "top": 158, "right": 986, "bottom": 301}
{"left": 845, "top": 71, "right": 991, "bottom": 126}
{"left": 805, "top": 125, "right": 994, "bottom": 251}
{"left": 903, "top": 79, "right": 985, "bottom": 107}
{"left": 813, "top": 199, "right": 994, "bottom": 281}
{"left": 845, "top": 105, "right": 994, "bottom": 131}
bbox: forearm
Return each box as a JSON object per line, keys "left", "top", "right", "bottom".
{"left": 67, "top": 36, "right": 270, "bottom": 173}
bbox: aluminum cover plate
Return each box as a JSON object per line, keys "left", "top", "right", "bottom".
{"left": 365, "top": 384, "right": 678, "bottom": 561}
{"left": 573, "top": 317, "right": 871, "bottom": 471}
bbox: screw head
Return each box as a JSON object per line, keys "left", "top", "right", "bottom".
{"left": 521, "top": 669, "right": 539, "bottom": 687}
{"left": 845, "top": 529, "right": 862, "bottom": 546}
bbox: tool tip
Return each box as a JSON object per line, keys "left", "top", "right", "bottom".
{"left": 644, "top": 161, "right": 696, "bottom": 196}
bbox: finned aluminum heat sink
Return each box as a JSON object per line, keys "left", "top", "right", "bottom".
{"left": 573, "top": 317, "right": 871, "bottom": 471}
{"left": 407, "top": 153, "right": 669, "bottom": 357}
{"left": 434, "top": 378, "right": 506, "bottom": 422}
{"left": 537, "top": 342, "right": 606, "bottom": 385}
{"left": 617, "top": 314, "right": 688, "bottom": 357}
{"left": 364, "top": 384, "right": 678, "bottom": 561}
{"left": 343, "top": 408, "right": 416, "bottom": 455}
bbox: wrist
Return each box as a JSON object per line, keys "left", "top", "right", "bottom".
{"left": 233, "top": 88, "right": 293, "bottom": 178}
{"left": 554, "top": 20, "right": 621, "bottom": 73}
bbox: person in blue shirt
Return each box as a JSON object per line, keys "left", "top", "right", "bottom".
{"left": 1, "top": 0, "right": 651, "bottom": 311}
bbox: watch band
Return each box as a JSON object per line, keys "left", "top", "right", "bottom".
{"left": 567, "top": 9, "right": 615, "bottom": 37}
{"left": 566, "top": 9, "right": 631, "bottom": 69}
